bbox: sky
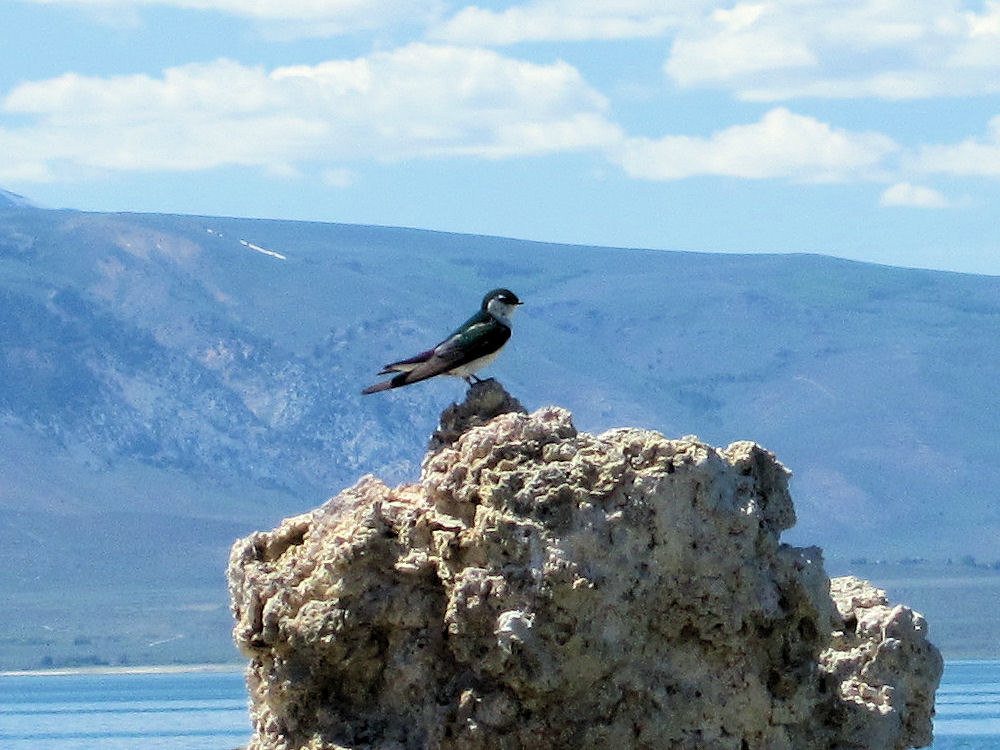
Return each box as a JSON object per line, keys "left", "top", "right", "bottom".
{"left": 2, "top": 1, "right": 1000, "bottom": 275}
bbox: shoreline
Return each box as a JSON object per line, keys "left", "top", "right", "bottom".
{"left": 3, "top": 659, "right": 999, "bottom": 678}
{"left": 0, "top": 663, "right": 244, "bottom": 677}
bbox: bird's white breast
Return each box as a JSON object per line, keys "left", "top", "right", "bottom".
{"left": 447, "top": 348, "right": 503, "bottom": 378}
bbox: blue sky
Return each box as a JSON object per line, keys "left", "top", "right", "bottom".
{"left": 3, "top": 1, "right": 1000, "bottom": 274}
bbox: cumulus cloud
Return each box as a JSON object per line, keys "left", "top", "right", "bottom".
{"left": 665, "top": 0, "right": 1000, "bottom": 100}
{"left": 911, "top": 115, "right": 1000, "bottom": 176}
{"left": 615, "top": 107, "right": 898, "bottom": 183}
{"left": 664, "top": 3, "right": 817, "bottom": 88}
{"left": 1, "top": 53, "right": 910, "bottom": 191}
{"left": 429, "top": 0, "right": 692, "bottom": 45}
{"left": 0, "top": 45, "right": 622, "bottom": 181}
{"left": 879, "top": 182, "right": 953, "bottom": 208}
{"left": 428, "top": 0, "right": 1000, "bottom": 101}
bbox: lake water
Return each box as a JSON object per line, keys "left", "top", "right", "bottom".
{"left": 932, "top": 661, "right": 1000, "bottom": 749}
{"left": 0, "top": 669, "right": 250, "bottom": 749}
{"left": 0, "top": 660, "right": 997, "bottom": 748}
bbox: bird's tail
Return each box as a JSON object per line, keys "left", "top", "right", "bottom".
{"left": 361, "top": 372, "right": 409, "bottom": 395}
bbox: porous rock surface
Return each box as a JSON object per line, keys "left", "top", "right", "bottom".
{"left": 228, "top": 380, "right": 942, "bottom": 750}
{"left": 821, "top": 576, "right": 943, "bottom": 749}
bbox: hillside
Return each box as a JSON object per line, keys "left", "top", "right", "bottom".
{"left": 1, "top": 196, "right": 998, "bottom": 666}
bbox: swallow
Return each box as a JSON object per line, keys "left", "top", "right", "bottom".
{"left": 362, "top": 288, "right": 522, "bottom": 394}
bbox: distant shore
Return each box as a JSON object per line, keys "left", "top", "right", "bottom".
{"left": 0, "top": 663, "right": 244, "bottom": 677}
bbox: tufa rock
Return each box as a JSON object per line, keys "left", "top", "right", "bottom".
{"left": 228, "top": 381, "right": 942, "bottom": 750}
{"left": 424, "top": 378, "right": 527, "bottom": 458}
{"left": 820, "top": 576, "right": 944, "bottom": 749}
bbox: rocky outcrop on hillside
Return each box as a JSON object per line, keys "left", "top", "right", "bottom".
{"left": 228, "top": 380, "right": 942, "bottom": 750}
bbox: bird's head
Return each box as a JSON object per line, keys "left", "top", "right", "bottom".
{"left": 483, "top": 288, "right": 522, "bottom": 323}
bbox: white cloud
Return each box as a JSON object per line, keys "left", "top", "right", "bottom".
{"left": 21, "top": 0, "right": 1000, "bottom": 104}
{"left": 879, "top": 182, "right": 953, "bottom": 208}
{"left": 429, "top": 1, "right": 1000, "bottom": 101}
{"left": 615, "top": 107, "right": 898, "bottom": 183}
{"left": 321, "top": 168, "right": 356, "bottom": 188}
{"left": 430, "top": 1, "right": 692, "bottom": 45}
{"left": 665, "top": 0, "right": 1000, "bottom": 100}
{"left": 911, "top": 115, "right": 1000, "bottom": 176}
{"left": 0, "top": 45, "right": 621, "bottom": 180}
{"left": 966, "top": 0, "right": 1000, "bottom": 37}
{"left": 2, "top": 53, "right": 911, "bottom": 191}
{"left": 665, "top": 2, "right": 817, "bottom": 87}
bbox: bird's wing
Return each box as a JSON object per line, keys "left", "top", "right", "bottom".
{"left": 361, "top": 334, "right": 475, "bottom": 395}
{"left": 377, "top": 347, "right": 436, "bottom": 375}
{"left": 398, "top": 320, "right": 510, "bottom": 385}
{"left": 376, "top": 310, "right": 491, "bottom": 373}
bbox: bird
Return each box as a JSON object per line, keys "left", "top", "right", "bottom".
{"left": 362, "top": 288, "right": 522, "bottom": 394}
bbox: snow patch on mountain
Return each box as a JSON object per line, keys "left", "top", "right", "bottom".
{"left": 240, "top": 239, "right": 286, "bottom": 260}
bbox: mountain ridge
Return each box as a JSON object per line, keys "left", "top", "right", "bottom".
{"left": 2, "top": 194, "right": 998, "bottom": 594}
